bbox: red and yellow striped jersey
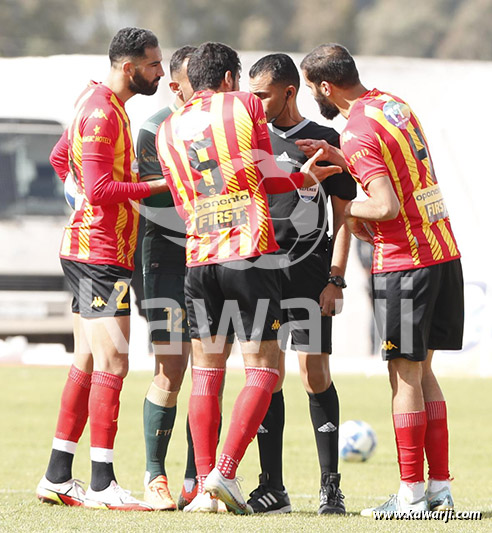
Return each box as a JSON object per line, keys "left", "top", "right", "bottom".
{"left": 341, "top": 89, "right": 460, "bottom": 273}
{"left": 156, "top": 90, "right": 279, "bottom": 267}
{"left": 52, "top": 82, "right": 150, "bottom": 270}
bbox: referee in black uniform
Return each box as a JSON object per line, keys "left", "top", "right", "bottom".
{"left": 248, "top": 53, "right": 356, "bottom": 515}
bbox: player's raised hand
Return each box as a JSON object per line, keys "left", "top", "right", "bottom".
{"left": 300, "top": 148, "right": 342, "bottom": 187}
{"left": 296, "top": 139, "right": 348, "bottom": 171}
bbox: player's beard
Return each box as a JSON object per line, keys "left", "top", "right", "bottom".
{"left": 315, "top": 93, "right": 340, "bottom": 120}
{"left": 130, "top": 70, "right": 160, "bottom": 96}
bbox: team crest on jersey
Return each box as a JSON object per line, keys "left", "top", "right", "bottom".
{"left": 131, "top": 159, "right": 139, "bottom": 174}
{"left": 175, "top": 111, "right": 211, "bottom": 140}
{"left": 383, "top": 100, "right": 410, "bottom": 129}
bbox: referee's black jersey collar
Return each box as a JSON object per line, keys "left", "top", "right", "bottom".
{"left": 268, "top": 118, "right": 311, "bottom": 139}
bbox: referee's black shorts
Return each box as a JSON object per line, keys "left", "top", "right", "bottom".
{"left": 279, "top": 251, "right": 332, "bottom": 354}
{"left": 372, "top": 259, "right": 464, "bottom": 361}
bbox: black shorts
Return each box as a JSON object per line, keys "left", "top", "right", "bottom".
{"left": 61, "top": 259, "right": 132, "bottom": 318}
{"left": 184, "top": 258, "right": 282, "bottom": 342}
{"left": 372, "top": 259, "right": 464, "bottom": 361}
{"left": 280, "top": 251, "right": 332, "bottom": 354}
{"left": 143, "top": 267, "right": 190, "bottom": 343}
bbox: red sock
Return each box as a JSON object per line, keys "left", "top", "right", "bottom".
{"left": 219, "top": 367, "right": 279, "bottom": 479}
{"left": 55, "top": 365, "right": 91, "bottom": 442}
{"left": 188, "top": 367, "right": 225, "bottom": 479}
{"left": 425, "top": 401, "right": 449, "bottom": 480}
{"left": 393, "top": 411, "right": 427, "bottom": 483}
{"left": 89, "top": 371, "right": 123, "bottom": 450}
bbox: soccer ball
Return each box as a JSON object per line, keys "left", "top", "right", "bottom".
{"left": 339, "top": 420, "right": 377, "bottom": 462}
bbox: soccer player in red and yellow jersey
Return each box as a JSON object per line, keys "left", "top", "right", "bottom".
{"left": 156, "top": 42, "right": 341, "bottom": 514}
{"left": 300, "top": 44, "right": 463, "bottom": 516}
{"left": 36, "top": 27, "right": 168, "bottom": 511}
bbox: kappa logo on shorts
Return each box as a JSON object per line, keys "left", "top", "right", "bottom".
{"left": 90, "top": 296, "right": 108, "bottom": 308}
{"left": 271, "top": 319, "right": 280, "bottom": 331}
{"left": 382, "top": 340, "right": 398, "bottom": 351}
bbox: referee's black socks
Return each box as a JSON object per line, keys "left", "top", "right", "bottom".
{"left": 308, "top": 383, "right": 340, "bottom": 476}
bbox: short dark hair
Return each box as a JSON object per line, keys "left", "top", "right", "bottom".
{"left": 109, "top": 27, "right": 159, "bottom": 65}
{"left": 301, "top": 44, "right": 360, "bottom": 88}
{"left": 187, "top": 42, "right": 241, "bottom": 91}
{"left": 249, "top": 53, "right": 300, "bottom": 91}
{"left": 169, "top": 45, "right": 198, "bottom": 77}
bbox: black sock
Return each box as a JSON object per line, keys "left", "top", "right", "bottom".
{"left": 217, "top": 412, "right": 222, "bottom": 445}
{"left": 45, "top": 449, "right": 74, "bottom": 484}
{"left": 90, "top": 461, "right": 116, "bottom": 491}
{"left": 257, "top": 390, "right": 285, "bottom": 490}
{"left": 184, "top": 416, "right": 196, "bottom": 480}
{"left": 308, "top": 383, "right": 340, "bottom": 476}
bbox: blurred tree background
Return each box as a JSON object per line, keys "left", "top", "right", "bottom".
{"left": 1, "top": 0, "right": 492, "bottom": 59}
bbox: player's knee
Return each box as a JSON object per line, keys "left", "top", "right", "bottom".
{"left": 301, "top": 371, "right": 331, "bottom": 394}
{"left": 105, "top": 361, "right": 129, "bottom": 379}
{"left": 298, "top": 353, "right": 330, "bottom": 392}
{"left": 388, "top": 357, "right": 422, "bottom": 390}
{"left": 154, "top": 367, "right": 185, "bottom": 390}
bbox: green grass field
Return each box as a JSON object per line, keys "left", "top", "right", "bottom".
{"left": 0, "top": 365, "right": 490, "bottom": 532}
